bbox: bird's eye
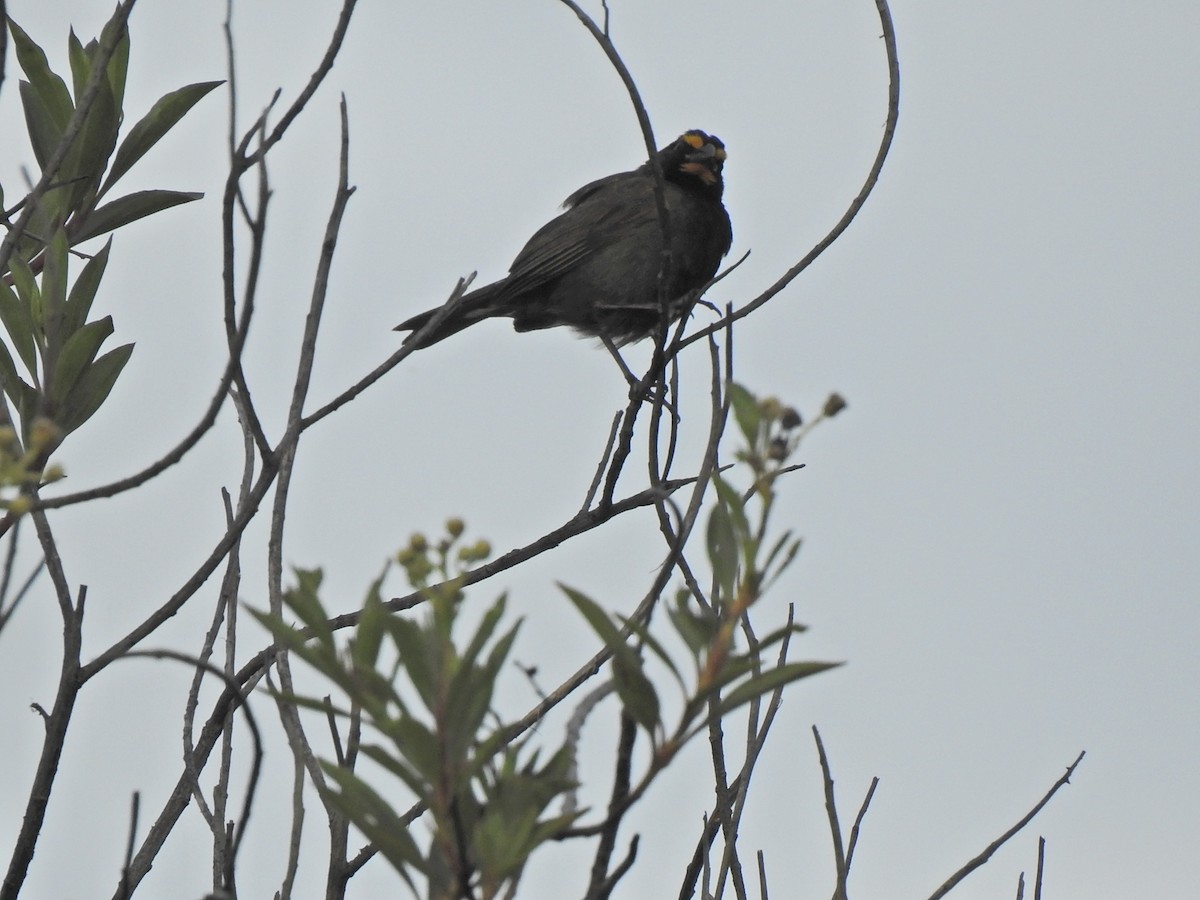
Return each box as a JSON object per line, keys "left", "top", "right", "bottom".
{"left": 682, "top": 132, "right": 706, "bottom": 150}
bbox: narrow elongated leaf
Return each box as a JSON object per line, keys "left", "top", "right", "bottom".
{"left": 105, "top": 34, "right": 130, "bottom": 111}
{"left": 388, "top": 714, "right": 441, "bottom": 784}
{"left": 762, "top": 530, "right": 798, "bottom": 577}
{"left": 385, "top": 614, "right": 434, "bottom": 707}
{"left": 277, "top": 567, "right": 334, "bottom": 648}
{"left": 562, "top": 584, "right": 659, "bottom": 734}
{"left": 244, "top": 607, "right": 347, "bottom": 691}
{"left": 0, "top": 340, "right": 35, "bottom": 409}
{"left": 666, "top": 597, "right": 720, "bottom": 659}
{"left": 40, "top": 229, "right": 70, "bottom": 349}
{"left": 613, "top": 652, "right": 660, "bottom": 734}
{"left": 0, "top": 281, "right": 38, "bottom": 375}
{"left": 319, "top": 764, "right": 426, "bottom": 884}
{"left": 67, "top": 30, "right": 90, "bottom": 102}
{"left": 73, "top": 190, "right": 203, "bottom": 243}
{"left": 100, "top": 81, "right": 223, "bottom": 196}
{"left": 447, "top": 621, "right": 519, "bottom": 761}
{"left": 714, "top": 661, "right": 842, "bottom": 718}
{"left": 352, "top": 583, "right": 387, "bottom": 673}
{"left": 17, "top": 81, "right": 66, "bottom": 177}
{"left": 7, "top": 257, "right": 44, "bottom": 345}
{"left": 51, "top": 316, "right": 113, "bottom": 406}
{"left": 357, "top": 742, "right": 428, "bottom": 799}
{"left": 55, "top": 341, "right": 132, "bottom": 434}
{"left": 63, "top": 66, "right": 118, "bottom": 211}
{"left": 96, "top": 12, "right": 131, "bottom": 111}
{"left": 561, "top": 584, "right": 624, "bottom": 648}
{"left": 711, "top": 473, "right": 750, "bottom": 543}
{"left": 61, "top": 238, "right": 111, "bottom": 337}
{"left": 707, "top": 501, "right": 738, "bottom": 601}
{"left": 9, "top": 21, "right": 74, "bottom": 131}
{"left": 729, "top": 382, "right": 761, "bottom": 447}
{"left": 618, "top": 611, "right": 684, "bottom": 686}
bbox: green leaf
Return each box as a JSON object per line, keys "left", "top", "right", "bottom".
{"left": 666, "top": 594, "right": 720, "bottom": 659}
{"left": 357, "top": 742, "right": 427, "bottom": 799}
{"left": 714, "top": 661, "right": 842, "bottom": 718}
{"left": 67, "top": 30, "right": 90, "bottom": 104}
{"left": 711, "top": 473, "right": 750, "bottom": 543}
{"left": 63, "top": 61, "right": 119, "bottom": 212}
{"left": 9, "top": 20, "right": 74, "bottom": 131}
{"left": 61, "top": 238, "right": 111, "bottom": 337}
{"left": 73, "top": 189, "right": 203, "bottom": 243}
{"left": 279, "top": 567, "right": 333, "bottom": 648}
{"left": 762, "top": 530, "right": 798, "bottom": 576}
{"left": 618, "top": 611, "right": 683, "bottom": 687}
{"left": 96, "top": 12, "right": 131, "bottom": 113}
{"left": 562, "top": 583, "right": 624, "bottom": 648}
{"left": 706, "top": 501, "right": 738, "bottom": 601}
{"left": 265, "top": 688, "right": 352, "bottom": 719}
{"left": 729, "top": 382, "right": 761, "bottom": 447}
{"left": 447, "top": 620, "right": 520, "bottom": 762}
{"left": 319, "top": 763, "right": 426, "bottom": 884}
{"left": 17, "top": 81, "right": 65, "bottom": 180}
{"left": 385, "top": 614, "right": 435, "bottom": 708}
{"left": 100, "top": 81, "right": 223, "bottom": 197}
{"left": 106, "top": 33, "right": 130, "bottom": 112}
{"left": 562, "top": 584, "right": 659, "bottom": 734}
{"left": 54, "top": 340, "right": 132, "bottom": 435}
{"left": 613, "top": 651, "right": 660, "bottom": 734}
{"left": 749, "top": 622, "right": 811, "bottom": 656}
{"left": 352, "top": 578, "right": 387, "bottom": 673}
{"left": 458, "top": 594, "right": 507, "bottom": 674}
{"left": 40, "top": 228, "right": 70, "bottom": 351}
{"left": 0, "top": 339, "right": 36, "bottom": 410}
{"left": 51, "top": 316, "right": 113, "bottom": 407}
{"left": 7, "top": 257, "right": 44, "bottom": 342}
{"left": 0, "top": 281, "right": 39, "bottom": 375}
{"left": 388, "top": 713, "right": 442, "bottom": 784}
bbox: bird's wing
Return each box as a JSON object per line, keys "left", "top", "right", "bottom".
{"left": 499, "top": 176, "right": 657, "bottom": 298}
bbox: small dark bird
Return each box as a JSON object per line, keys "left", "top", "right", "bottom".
{"left": 395, "top": 130, "right": 732, "bottom": 348}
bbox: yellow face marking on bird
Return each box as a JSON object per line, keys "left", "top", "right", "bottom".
{"left": 682, "top": 131, "right": 727, "bottom": 161}
{"left": 680, "top": 161, "right": 719, "bottom": 185}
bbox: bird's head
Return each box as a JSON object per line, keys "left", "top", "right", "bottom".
{"left": 659, "top": 130, "right": 727, "bottom": 196}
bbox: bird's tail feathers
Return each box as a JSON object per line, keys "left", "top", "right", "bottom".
{"left": 394, "top": 282, "right": 504, "bottom": 348}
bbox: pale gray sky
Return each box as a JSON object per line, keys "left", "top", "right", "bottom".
{"left": 2, "top": 1, "right": 1197, "bottom": 898}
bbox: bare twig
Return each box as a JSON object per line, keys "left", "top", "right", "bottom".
{"left": 844, "top": 777, "right": 879, "bottom": 875}
{"left": 114, "top": 792, "right": 140, "bottom": 900}
{"left": 584, "top": 712, "right": 638, "bottom": 900}
{"left": 120, "top": 649, "right": 263, "bottom": 899}
{"left": 561, "top": 681, "right": 616, "bottom": 818}
{"left": 299, "top": 275, "right": 470, "bottom": 429}
{"left": 80, "top": 465, "right": 277, "bottom": 680}
{"left": 678, "top": 808, "right": 725, "bottom": 900}
{"left": 1034, "top": 835, "right": 1046, "bottom": 900}
{"left": 1, "top": 523, "right": 84, "bottom": 900}
{"left": 681, "top": 0, "right": 901, "bottom": 351}
{"left": 711, "top": 609, "right": 799, "bottom": 898}
{"left": 266, "top": 96, "right": 356, "bottom": 891}
{"left": 593, "top": 836, "right": 639, "bottom": 900}
{"left": 926, "top": 753, "right": 1085, "bottom": 900}
{"left": 0, "top": 531, "right": 44, "bottom": 637}
{"left": 580, "top": 412, "right": 624, "bottom": 512}
{"left": 813, "top": 726, "right": 848, "bottom": 900}
{"left": 278, "top": 678, "right": 308, "bottom": 900}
